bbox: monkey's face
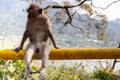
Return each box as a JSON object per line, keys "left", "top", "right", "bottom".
{"left": 27, "top": 9, "right": 39, "bottom": 20}
{"left": 27, "top": 3, "right": 43, "bottom": 20}
{"left": 28, "top": 9, "right": 38, "bottom": 16}
{"left": 27, "top": 8, "right": 43, "bottom": 20}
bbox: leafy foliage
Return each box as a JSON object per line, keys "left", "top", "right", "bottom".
{"left": 81, "top": 3, "right": 93, "bottom": 15}
{"left": 0, "top": 60, "right": 25, "bottom": 80}
{"left": 63, "top": 1, "right": 71, "bottom": 6}
{"left": 0, "top": 60, "right": 120, "bottom": 80}
{"left": 93, "top": 69, "right": 119, "bottom": 80}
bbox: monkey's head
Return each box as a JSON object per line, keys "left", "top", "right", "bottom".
{"left": 27, "top": 3, "right": 43, "bottom": 19}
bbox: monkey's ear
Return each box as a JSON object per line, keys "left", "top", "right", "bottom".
{"left": 38, "top": 9, "right": 43, "bottom": 14}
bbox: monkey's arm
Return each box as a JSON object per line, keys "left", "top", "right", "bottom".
{"left": 47, "top": 27, "right": 59, "bottom": 49}
{"left": 14, "top": 31, "right": 29, "bottom": 52}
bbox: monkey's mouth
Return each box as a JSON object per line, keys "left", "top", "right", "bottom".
{"left": 28, "top": 14, "right": 36, "bottom": 19}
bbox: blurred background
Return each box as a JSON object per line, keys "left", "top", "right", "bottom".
{"left": 0, "top": 0, "right": 120, "bottom": 79}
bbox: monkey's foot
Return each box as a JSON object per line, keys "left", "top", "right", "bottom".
{"left": 24, "top": 76, "right": 28, "bottom": 80}
{"left": 39, "top": 68, "right": 46, "bottom": 79}
{"left": 30, "top": 70, "right": 39, "bottom": 74}
{"left": 24, "top": 70, "right": 31, "bottom": 80}
{"left": 39, "top": 74, "right": 46, "bottom": 80}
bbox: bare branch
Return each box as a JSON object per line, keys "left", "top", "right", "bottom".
{"left": 43, "top": 0, "right": 90, "bottom": 32}
{"left": 44, "top": 0, "right": 90, "bottom": 22}
{"left": 64, "top": 11, "right": 77, "bottom": 25}
{"left": 50, "top": 0, "right": 90, "bottom": 9}
{"left": 70, "top": 23, "right": 85, "bottom": 33}
{"left": 64, "top": 8, "right": 72, "bottom": 25}
{"left": 91, "top": 0, "right": 120, "bottom": 10}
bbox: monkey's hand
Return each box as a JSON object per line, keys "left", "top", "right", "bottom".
{"left": 14, "top": 46, "right": 22, "bottom": 52}
{"left": 55, "top": 46, "right": 60, "bottom": 49}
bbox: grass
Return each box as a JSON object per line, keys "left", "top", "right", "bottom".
{"left": 0, "top": 60, "right": 120, "bottom": 80}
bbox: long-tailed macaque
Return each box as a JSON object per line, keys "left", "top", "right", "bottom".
{"left": 14, "top": 3, "right": 58, "bottom": 80}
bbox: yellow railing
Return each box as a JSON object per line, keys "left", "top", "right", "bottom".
{"left": 0, "top": 48, "right": 120, "bottom": 60}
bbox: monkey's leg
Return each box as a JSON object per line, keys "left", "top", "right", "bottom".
{"left": 24, "top": 43, "right": 36, "bottom": 80}
{"left": 38, "top": 44, "right": 49, "bottom": 79}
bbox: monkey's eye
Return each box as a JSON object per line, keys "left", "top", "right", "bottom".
{"left": 27, "top": 7, "right": 34, "bottom": 12}
{"left": 29, "top": 7, "right": 34, "bottom": 10}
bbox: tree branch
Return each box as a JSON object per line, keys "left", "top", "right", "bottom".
{"left": 43, "top": 0, "right": 90, "bottom": 32}
{"left": 70, "top": 23, "right": 85, "bottom": 33}
{"left": 91, "top": 0, "right": 120, "bottom": 10}
{"left": 51, "top": 0, "right": 90, "bottom": 9}
{"left": 64, "top": 11, "right": 77, "bottom": 25}
{"left": 64, "top": 8, "right": 72, "bottom": 25}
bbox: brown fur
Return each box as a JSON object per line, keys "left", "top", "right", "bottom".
{"left": 27, "top": 3, "right": 41, "bottom": 12}
{"left": 14, "top": 3, "right": 58, "bottom": 80}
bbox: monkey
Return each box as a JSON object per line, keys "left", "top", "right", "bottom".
{"left": 14, "top": 3, "right": 58, "bottom": 80}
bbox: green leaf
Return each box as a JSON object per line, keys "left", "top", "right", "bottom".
{"left": 31, "top": 66, "right": 38, "bottom": 71}
{"left": 0, "top": 67, "right": 4, "bottom": 76}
